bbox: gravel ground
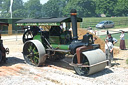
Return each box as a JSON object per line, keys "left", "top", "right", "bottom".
{"left": 0, "top": 63, "right": 128, "bottom": 85}
{"left": 0, "top": 36, "right": 128, "bottom": 85}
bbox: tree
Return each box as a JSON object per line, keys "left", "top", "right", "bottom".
{"left": 41, "top": 0, "right": 69, "bottom": 17}
{"left": 0, "top": 0, "right": 25, "bottom": 18}
{"left": 62, "top": 0, "right": 96, "bottom": 17}
{"left": 42, "top": 0, "right": 60, "bottom": 17}
{"left": 13, "top": 9, "right": 27, "bottom": 18}
{"left": 114, "top": 0, "right": 128, "bottom": 16}
{"left": 24, "top": 0, "right": 42, "bottom": 18}
{"left": 0, "top": 0, "right": 3, "bottom": 8}
{"left": 0, "top": 0, "right": 3, "bottom": 17}
{"left": 95, "top": 0, "right": 118, "bottom": 17}
{"left": 12, "top": 0, "right": 26, "bottom": 18}
{"left": 57, "top": 0, "right": 69, "bottom": 17}
{"left": 0, "top": 0, "right": 10, "bottom": 18}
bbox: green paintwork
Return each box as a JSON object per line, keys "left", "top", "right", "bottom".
{"left": 32, "top": 32, "right": 70, "bottom": 50}
{"left": 60, "top": 34, "right": 65, "bottom": 39}
{"left": 49, "top": 36, "right": 60, "bottom": 44}
{"left": 16, "top": 22, "right": 60, "bottom": 26}
{"left": 33, "top": 33, "right": 42, "bottom": 42}
{"left": 16, "top": 23, "right": 24, "bottom": 26}
{"left": 27, "top": 43, "right": 39, "bottom": 64}
{"left": 38, "top": 23, "right": 60, "bottom": 26}
{"left": 51, "top": 44, "right": 69, "bottom": 50}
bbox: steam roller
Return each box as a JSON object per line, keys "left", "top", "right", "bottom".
{"left": 71, "top": 47, "right": 106, "bottom": 75}
{"left": 17, "top": 9, "right": 107, "bottom": 76}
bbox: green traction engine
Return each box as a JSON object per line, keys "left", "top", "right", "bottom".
{"left": 16, "top": 9, "right": 107, "bottom": 76}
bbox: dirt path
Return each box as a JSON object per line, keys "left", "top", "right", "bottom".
{"left": 0, "top": 34, "right": 127, "bottom": 84}
{"left": 113, "top": 49, "right": 128, "bottom": 68}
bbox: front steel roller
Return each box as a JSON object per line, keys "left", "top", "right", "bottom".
{"left": 72, "top": 49, "right": 107, "bottom": 75}
{"left": 23, "top": 40, "right": 46, "bottom": 66}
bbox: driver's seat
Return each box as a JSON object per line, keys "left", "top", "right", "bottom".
{"left": 49, "top": 26, "right": 63, "bottom": 36}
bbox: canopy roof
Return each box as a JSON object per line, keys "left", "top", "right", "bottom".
{"left": 0, "top": 21, "right": 9, "bottom": 26}
{"left": 16, "top": 17, "right": 82, "bottom": 26}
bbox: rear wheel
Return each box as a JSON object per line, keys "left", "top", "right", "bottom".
{"left": 72, "top": 54, "right": 89, "bottom": 76}
{"left": 23, "top": 40, "right": 46, "bottom": 66}
{"left": 22, "top": 30, "right": 33, "bottom": 43}
{"left": 102, "top": 26, "right": 105, "bottom": 29}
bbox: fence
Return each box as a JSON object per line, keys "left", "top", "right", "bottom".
{"left": 1, "top": 30, "right": 24, "bottom": 41}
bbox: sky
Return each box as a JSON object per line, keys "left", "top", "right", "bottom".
{"left": 23, "top": 0, "right": 49, "bottom": 4}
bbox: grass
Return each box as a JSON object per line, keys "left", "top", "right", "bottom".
{"left": 80, "top": 17, "right": 128, "bottom": 29}
{"left": 99, "top": 33, "right": 128, "bottom": 47}
{"left": 126, "top": 59, "right": 128, "bottom": 64}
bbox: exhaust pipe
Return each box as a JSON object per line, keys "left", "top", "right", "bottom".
{"left": 70, "top": 9, "right": 78, "bottom": 41}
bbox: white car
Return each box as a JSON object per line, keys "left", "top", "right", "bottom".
{"left": 96, "top": 21, "right": 114, "bottom": 29}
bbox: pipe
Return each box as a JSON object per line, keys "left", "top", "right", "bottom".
{"left": 70, "top": 9, "right": 78, "bottom": 40}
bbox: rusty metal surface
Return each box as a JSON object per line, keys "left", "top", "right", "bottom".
{"left": 76, "top": 46, "right": 93, "bottom": 64}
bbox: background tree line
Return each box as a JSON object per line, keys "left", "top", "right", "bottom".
{"left": 0, "top": 0, "right": 128, "bottom": 18}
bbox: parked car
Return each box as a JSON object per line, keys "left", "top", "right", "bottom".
{"left": 96, "top": 20, "right": 114, "bottom": 29}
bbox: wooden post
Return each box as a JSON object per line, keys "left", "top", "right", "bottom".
{"left": 8, "top": 24, "right": 12, "bottom": 35}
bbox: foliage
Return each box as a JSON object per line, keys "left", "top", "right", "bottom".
{"left": 13, "top": 9, "right": 27, "bottom": 18}
{"left": 126, "top": 59, "right": 128, "bottom": 64}
{"left": 0, "top": 0, "right": 128, "bottom": 18}
{"left": 41, "top": 0, "right": 69, "bottom": 17}
{"left": 62, "top": 0, "right": 96, "bottom": 17}
{"left": 95, "top": 0, "right": 118, "bottom": 17}
{"left": 12, "top": 0, "right": 25, "bottom": 18}
{"left": 0, "top": 0, "right": 25, "bottom": 18}
{"left": 42, "top": 0, "right": 128, "bottom": 18}
{"left": 114, "top": 0, "right": 128, "bottom": 16}
{"left": 0, "top": 0, "right": 3, "bottom": 8}
{"left": 41, "top": 0, "right": 59, "bottom": 17}
{"left": 0, "top": 0, "right": 10, "bottom": 18}
{"left": 24, "top": 0, "right": 42, "bottom": 18}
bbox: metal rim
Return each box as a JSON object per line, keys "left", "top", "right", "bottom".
{"left": 22, "top": 30, "right": 33, "bottom": 43}
{"left": 23, "top": 40, "right": 46, "bottom": 66}
{"left": 72, "top": 54, "right": 90, "bottom": 76}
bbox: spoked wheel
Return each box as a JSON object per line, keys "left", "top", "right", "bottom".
{"left": 22, "top": 30, "right": 33, "bottom": 43}
{"left": 72, "top": 54, "right": 89, "bottom": 76}
{"left": 23, "top": 40, "right": 46, "bottom": 66}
